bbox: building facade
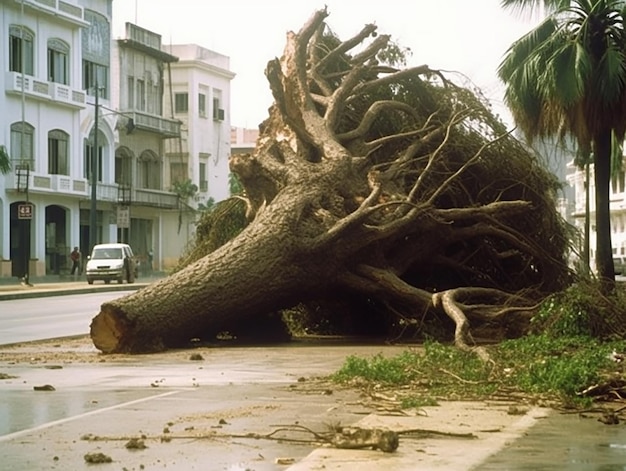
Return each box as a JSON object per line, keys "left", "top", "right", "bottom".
{"left": 112, "top": 22, "right": 183, "bottom": 272}
{"left": 163, "top": 44, "right": 234, "bottom": 206}
{"left": 567, "top": 158, "right": 626, "bottom": 267}
{"left": 0, "top": 0, "right": 104, "bottom": 279}
{"left": 0, "top": 1, "right": 234, "bottom": 279}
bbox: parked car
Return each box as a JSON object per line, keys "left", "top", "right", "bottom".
{"left": 85, "top": 243, "right": 138, "bottom": 284}
{"left": 614, "top": 256, "right": 626, "bottom": 275}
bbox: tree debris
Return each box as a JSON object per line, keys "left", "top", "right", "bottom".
{"left": 90, "top": 8, "right": 570, "bottom": 354}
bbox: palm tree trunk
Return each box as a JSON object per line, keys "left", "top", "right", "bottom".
{"left": 593, "top": 129, "right": 615, "bottom": 288}
{"left": 584, "top": 161, "right": 590, "bottom": 275}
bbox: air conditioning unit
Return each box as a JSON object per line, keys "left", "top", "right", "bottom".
{"left": 213, "top": 108, "right": 225, "bottom": 122}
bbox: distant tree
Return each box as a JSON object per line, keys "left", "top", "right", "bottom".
{"left": 172, "top": 179, "right": 199, "bottom": 233}
{"left": 498, "top": 0, "right": 626, "bottom": 289}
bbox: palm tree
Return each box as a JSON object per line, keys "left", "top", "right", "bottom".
{"left": 0, "top": 145, "right": 10, "bottom": 175}
{"left": 498, "top": 0, "right": 626, "bottom": 288}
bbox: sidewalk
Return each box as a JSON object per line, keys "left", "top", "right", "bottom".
{"left": 0, "top": 274, "right": 163, "bottom": 300}
{"left": 0, "top": 337, "right": 551, "bottom": 471}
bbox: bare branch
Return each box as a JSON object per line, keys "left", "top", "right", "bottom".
{"left": 336, "top": 101, "right": 421, "bottom": 141}
{"left": 432, "top": 290, "right": 491, "bottom": 363}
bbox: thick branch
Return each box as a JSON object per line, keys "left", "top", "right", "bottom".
{"left": 432, "top": 290, "right": 491, "bottom": 363}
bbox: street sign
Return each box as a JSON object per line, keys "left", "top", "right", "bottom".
{"left": 17, "top": 203, "right": 33, "bottom": 219}
{"left": 117, "top": 206, "right": 130, "bottom": 228}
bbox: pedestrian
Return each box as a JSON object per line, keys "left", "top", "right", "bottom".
{"left": 70, "top": 246, "right": 81, "bottom": 276}
{"left": 148, "top": 249, "right": 154, "bottom": 272}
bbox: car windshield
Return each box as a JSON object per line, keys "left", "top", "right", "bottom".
{"left": 92, "top": 248, "right": 123, "bottom": 260}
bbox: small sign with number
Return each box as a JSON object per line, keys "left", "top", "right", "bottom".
{"left": 18, "top": 203, "right": 33, "bottom": 219}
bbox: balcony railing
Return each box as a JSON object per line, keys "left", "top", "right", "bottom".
{"left": 5, "top": 72, "right": 86, "bottom": 109}
{"left": 4, "top": 171, "right": 178, "bottom": 209}
{"left": 95, "top": 182, "right": 179, "bottom": 209}
{"left": 128, "top": 110, "right": 181, "bottom": 138}
{"left": 125, "top": 23, "right": 162, "bottom": 51}
{"left": 5, "top": 170, "right": 86, "bottom": 196}
{"left": 17, "top": 0, "right": 87, "bottom": 26}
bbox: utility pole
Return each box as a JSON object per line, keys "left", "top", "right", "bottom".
{"left": 90, "top": 83, "right": 99, "bottom": 253}
{"left": 20, "top": 0, "right": 32, "bottom": 286}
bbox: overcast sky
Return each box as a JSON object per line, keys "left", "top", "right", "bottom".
{"left": 112, "top": 1, "right": 539, "bottom": 128}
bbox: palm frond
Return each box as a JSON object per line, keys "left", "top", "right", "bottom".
{"left": 546, "top": 41, "right": 590, "bottom": 105}
{"left": 498, "top": 17, "right": 559, "bottom": 81}
{"left": 594, "top": 46, "right": 626, "bottom": 105}
{"left": 500, "top": 0, "right": 571, "bottom": 16}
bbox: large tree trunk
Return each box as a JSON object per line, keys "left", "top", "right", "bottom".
{"left": 91, "top": 8, "right": 571, "bottom": 354}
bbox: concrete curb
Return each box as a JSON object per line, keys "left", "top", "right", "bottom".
{"left": 0, "top": 283, "right": 147, "bottom": 301}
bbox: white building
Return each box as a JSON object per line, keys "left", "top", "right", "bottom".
{"left": 567, "top": 158, "right": 626, "bottom": 266}
{"left": 0, "top": 1, "right": 235, "bottom": 279}
{"left": 112, "top": 22, "right": 184, "bottom": 271}
{"left": 163, "top": 44, "right": 235, "bottom": 209}
{"left": 0, "top": 0, "right": 105, "bottom": 280}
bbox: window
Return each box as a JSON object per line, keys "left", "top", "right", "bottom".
{"left": 48, "top": 129, "right": 69, "bottom": 175}
{"left": 138, "top": 151, "right": 161, "bottom": 190}
{"left": 199, "top": 93, "right": 206, "bottom": 117}
{"left": 170, "top": 162, "right": 188, "bottom": 185}
{"left": 136, "top": 79, "right": 145, "bottom": 111}
{"left": 127, "top": 76, "right": 135, "bottom": 109}
{"left": 10, "top": 122, "right": 34, "bottom": 169}
{"left": 199, "top": 162, "right": 207, "bottom": 191}
{"left": 84, "top": 134, "right": 104, "bottom": 182}
{"left": 213, "top": 97, "right": 220, "bottom": 119}
{"left": 83, "top": 60, "right": 108, "bottom": 98}
{"left": 151, "top": 82, "right": 161, "bottom": 115}
{"left": 115, "top": 149, "right": 133, "bottom": 186}
{"left": 9, "top": 25, "right": 34, "bottom": 75}
{"left": 612, "top": 171, "right": 626, "bottom": 194}
{"left": 174, "top": 93, "right": 188, "bottom": 113}
{"left": 47, "top": 39, "right": 69, "bottom": 84}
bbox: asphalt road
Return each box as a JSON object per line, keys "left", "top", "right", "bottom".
{"left": 0, "top": 291, "right": 134, "bottom": 345}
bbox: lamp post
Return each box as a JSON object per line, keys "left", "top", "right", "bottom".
{"left": 89, "top": 83, "right": 100, "bottom": 253}
{"left": 20, "top": 0, "right": 32, "bottom": 286}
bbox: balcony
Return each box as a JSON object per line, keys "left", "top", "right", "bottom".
{"left": 92, "top": 182, "right": 179, "bottom": 209}
{"left": 5, "top": 72, "right": 86, "bottom": 109}
{"left": 4, "top": 169, "right": 178, "bottom": 209}
{"left": 120, "top": 23, "right": 178, "bottom": 63}
{"left": 16, "top": 0, "right": 88, "bottom": 27}
{"left": 4, "top": 170, "right": 88, "bottom": 197}
{"left": 133, "top": 188, "right": 178, "bottom": 208}
{"left": 50, "top": 82, "right": 86, "bottom": 108}
{"left": 127, "top": 110, "right": 181, "bottom": 138}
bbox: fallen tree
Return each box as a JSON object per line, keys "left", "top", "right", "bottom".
{"left": 90, "top": 8, "right": 572, "bottom": 354}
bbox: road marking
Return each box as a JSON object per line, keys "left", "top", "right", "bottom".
{"left": 0, "top": 390, "right": 182, "bottom": 442}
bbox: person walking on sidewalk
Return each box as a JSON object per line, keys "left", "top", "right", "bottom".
{"left": 70, "top": 247, "right": 81, "bottom": 276}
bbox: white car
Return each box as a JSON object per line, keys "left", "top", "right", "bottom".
{"left": 85, "top": 243, "right": 138, "bottom": 284}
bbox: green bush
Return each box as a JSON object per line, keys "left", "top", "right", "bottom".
{"left": 333, "top": 335, "right": 626, "bottom": 406}
{"left": 530, "top": 281, "right": 626, "bottom": 339}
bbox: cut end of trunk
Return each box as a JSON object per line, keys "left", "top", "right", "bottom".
{"left": 90, "top": 303, "right": 166, "bottom": 354}
{"left": 90, "top": 307, "right": 127, "bottom": 354}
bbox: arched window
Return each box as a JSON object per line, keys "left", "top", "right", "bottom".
{"left": 84, "top": 130, "right": 106, "bottom": 182}
{"left": 9, "top": 25, "right": 34, "bottom": 75}
{"left": 10, "top": 122, "right": 34, "bottom": 170}
{"left": 48, "top": 38, "right": 69, "bottom": 84}
{"left": 48, "top": 129, "right": 69, "bottom": 175}
{"left": 115, "top": 147, "right": 133, "bottom": 186}
{"left": 138, "top": 150, "right": 161, "bottom": 190}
